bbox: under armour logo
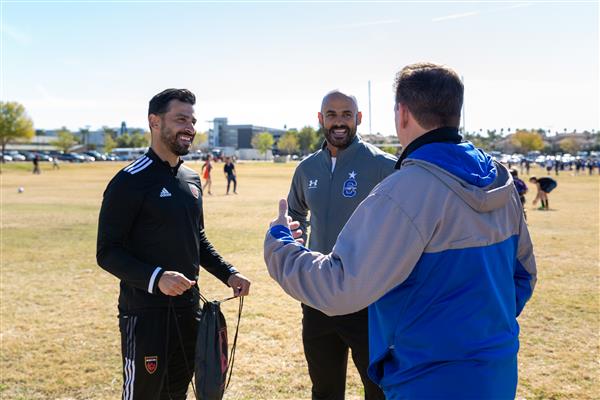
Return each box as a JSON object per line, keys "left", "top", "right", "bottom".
{"left": 160, "top": 188, "right": 172, "bottom": 198}
{"left": 308, "top": 179, "right": 318, "bottom": 189}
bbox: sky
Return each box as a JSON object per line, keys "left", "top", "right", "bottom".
{"left": 1, "top": 0, "right": 598, "bottom": 137}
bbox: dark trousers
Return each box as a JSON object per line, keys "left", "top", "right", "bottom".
{"left": 226, "top": 175, "right": 237, "bottom": 193}
{"left": 119, "top": 307, "right": 199, "bottom": 400}
{"left": 302, "top": 304, "right": 385, "bottom": 400}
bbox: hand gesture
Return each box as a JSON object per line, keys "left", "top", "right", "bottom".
{"left": 270, "top": 199, "right": 304, "bottom": 244}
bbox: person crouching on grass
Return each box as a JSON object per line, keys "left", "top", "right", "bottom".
{"left": 529, "top": 176, "right": 557, "bottom": 211}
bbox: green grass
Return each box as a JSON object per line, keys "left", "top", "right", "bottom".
{"left": 1, "top": 161, "right": 598, "bottom": 399}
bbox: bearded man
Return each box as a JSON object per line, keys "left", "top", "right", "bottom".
{"left": 97, "top": 88, "right": 251, "bottom": 400}
{"left": 286, "top": 90, "right": 396, "bottom": 400}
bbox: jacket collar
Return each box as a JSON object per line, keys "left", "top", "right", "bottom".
{"left": 396, "top": 127, "right": 462, "bottom": 170}
{"left": 321, "top": 134, "right": 361, "bottom": 163}
{"left": 146, "top": 147, "right": 184, "bottom": 175}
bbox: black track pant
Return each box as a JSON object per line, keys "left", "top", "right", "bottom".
{"left": 302, "top": 304, "right": 385, "bottom": 400}
{"left": 226, "top": 175, "right": 237, "bottom": 193}
{"left": 119, "top": 307, "right": 199, "bottom": 400}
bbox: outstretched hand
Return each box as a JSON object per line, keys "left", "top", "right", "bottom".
{"left": 270, "top": 199, "right": 305, "bottom": 244}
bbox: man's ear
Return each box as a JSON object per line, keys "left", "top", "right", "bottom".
{"left": 148, "top": 114, "right": 161, "bottom": 131}
{"left": 317, "top": 112, "right": 324, "bottom": 126}
{"left": 400, "top": 103, "right": 410, "bottom": 129}
{"left": 356, "top": 111, "right": 362, "bottom": 126}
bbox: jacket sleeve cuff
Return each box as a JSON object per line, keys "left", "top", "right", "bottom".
{"left": 269, "top": 225, "right": 295, "bottom": 243}
{"left": 211, "top": 264, "right": 238, "bottom": 286}
{"left": 148, "top": 267, "right": 165, "bottom": 294}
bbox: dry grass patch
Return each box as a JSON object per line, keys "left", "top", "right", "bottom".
{"left": 1, "top": 162, "right": 598, "bottom": 399}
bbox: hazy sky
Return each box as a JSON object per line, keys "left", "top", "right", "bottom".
{"left": 2, "top": 0, "right": 598, "bottom": 136}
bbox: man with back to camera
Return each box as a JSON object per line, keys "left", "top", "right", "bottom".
{"left": 97, "top": 89, "right": 251, "bottom": 400}
{"left": 286, "top": 90, "right": 395, "bottom": 400}
{"left": 265, "top": 63, "right": 536, "bottom": 399}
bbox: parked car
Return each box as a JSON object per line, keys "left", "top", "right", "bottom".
{"left": 7, "top": 151, "right": 26, "bottom": 161}
{"left": 34, "top": 153, "right": 53, "bottom": 162}
{"left": 1, "top": 153, "right": 13, "bottom": 162}
{"left": 20, "top": 151, "right": 36, "bottom": 161}
{"left": 108, "top": 153, "right": 129, "bottom": 161}
{"left": 490, "top": 151, "right": 502, "bottom": 161}
{"left": 58, "top": 153, "right": 86, "bottom": 162}
{"left": 84, "top": 151, "right": 107, "bottom": 161}
{"left": 509, "top": 154, "right": 523, "bottom": 164}
{"left": 561, "top": 153, "right": 574, "bottom": 164}
{"left": 79, "top": 154, "right": 95, "bottom": 162}
{"left": 535, "top": 155, "right": 546, "bottom": 165}
{"left": 181, "top": 150, "right": 204, "bottom": 161}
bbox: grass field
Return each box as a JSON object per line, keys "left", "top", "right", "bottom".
{"left": 1, "top": 160, "right": 598, "bottom": 400}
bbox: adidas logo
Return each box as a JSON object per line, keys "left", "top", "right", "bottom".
{"left": 160, "top": 188, "right": 172, "bottom": 198}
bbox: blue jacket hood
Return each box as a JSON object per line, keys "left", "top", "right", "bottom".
{"left": 409, "top": 142, "right": 497, "bottom": 187}
{"left": 403, "top": 142, "right": 514, "bottom": 213}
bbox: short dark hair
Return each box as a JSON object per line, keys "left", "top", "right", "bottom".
{"left": 394, "top": 63, "right": 463, "bottom": 129}
{"left": 529, "top": 177, "right": 538, "bottom": 182}
{"left": 148, "top": 88, "right": 196, "bottom": 116}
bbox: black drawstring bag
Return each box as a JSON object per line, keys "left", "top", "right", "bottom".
{"left": 195, "top": 299, "right": 227, "bottom": 399}
{"left": 168, "top": 289, "right": 243, "bottom": 400}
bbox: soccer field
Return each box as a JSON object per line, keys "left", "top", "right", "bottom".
{"left": 1, "top": 161, "right": 598, "bottom": 399}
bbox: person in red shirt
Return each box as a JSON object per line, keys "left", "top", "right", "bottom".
{"left": 201, "top": 154, "right": 213, "bottom": 195}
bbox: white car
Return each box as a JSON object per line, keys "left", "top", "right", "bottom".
{"left": 561, "top": 153, "right": 574, "bottom": 164}
{"left": 7, "top": 151, "right": 26, "bottom": 161}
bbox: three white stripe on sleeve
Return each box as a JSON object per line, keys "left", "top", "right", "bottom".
{"left": 124, "top": 156, "right": 153, "bottom": 175}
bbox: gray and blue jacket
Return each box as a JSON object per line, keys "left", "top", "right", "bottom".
{"left": 288, "top": 135, "right": 397, "bottom": 253}
{"left": 265, "top": 134, "right": 537, "bottom": 398}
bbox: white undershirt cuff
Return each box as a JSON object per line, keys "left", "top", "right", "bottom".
{"left": 148, "top": 267, "right": 162, "bottom": 293}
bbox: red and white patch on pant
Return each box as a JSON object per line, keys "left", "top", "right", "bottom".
{"left": 144, "top": 356, "right": 158, "bottom": 374}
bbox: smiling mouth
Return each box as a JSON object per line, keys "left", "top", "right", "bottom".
{"left": 330, "top": 127, "right": 349, "bottom": 139}
{"left": 177, "top": 133, "right": 194, "bottom": 146}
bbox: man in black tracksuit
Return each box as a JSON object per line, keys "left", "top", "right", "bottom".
{"left": 287, "top": 91, "right": 396, "bottom": 400}
{"left": 97, "top": 89, "right": 251, "bottom": 400}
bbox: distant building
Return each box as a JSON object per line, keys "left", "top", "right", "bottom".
{"left": 119, "top": 121, "right": 128, "bottom": 136}
{"left": 15, "top": 124, "right": 146, "bottom": 152}
{"left": 208, "top": 118, "right": 286, "bottom": 149}
{"left": 5, "top": 135, "right": 58, "bottom": 152}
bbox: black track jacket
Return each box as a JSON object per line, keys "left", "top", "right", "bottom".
{"left": 97, "top": 148, "right": 237, "bottom": 312}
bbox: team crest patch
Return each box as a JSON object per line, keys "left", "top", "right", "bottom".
{"left": 342, "top": 171, "right": 358, "bottom": 198}
{"left": 188, "top": 183, "right": 200, "bottom": 199}
{"left": 145, "top": 356, "right": 158, "bottom": 374}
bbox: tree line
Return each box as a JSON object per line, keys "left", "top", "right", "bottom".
{"left": 251, "top": 126, "right": 324, "bottom": 159}
{"left": 2, "top": 101, "right": 599, "bottom": 160}
{"left": 463, "top": 128, "right": 600, "bottom": 154}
